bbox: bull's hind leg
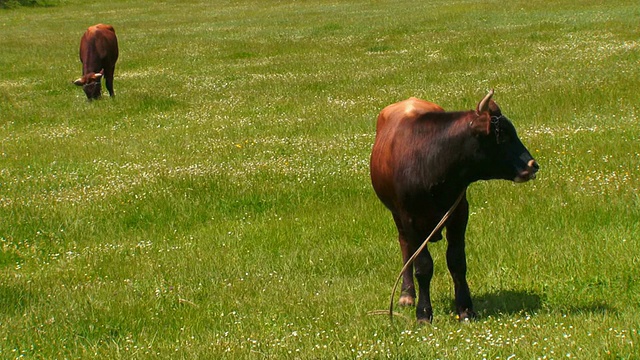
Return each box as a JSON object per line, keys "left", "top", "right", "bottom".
{"left": 402, "top": 214, "right": 438, "bottom": 322}
{"left": 104, "top": 65, "right": 116, "bottom": 97}
{"left": 445, "top": 197, "right": 477, "bottom": 321}
{"left": 393, "top": 213, "right": 416, "bottom": 307}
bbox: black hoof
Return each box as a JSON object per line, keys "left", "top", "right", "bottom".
{"left": 457, "top": 309, "right": 477, "bottom": 322}
{"left": 416, "top": 307, "right": 433, "bottom": 324}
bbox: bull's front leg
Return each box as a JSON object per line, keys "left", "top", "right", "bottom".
{"left": 446, "top": 239, "right": 475, "bottom": 321}
{"left": 104, "top": 66, "right": 116, "bottom": 97}
{"left": 445, "top": 201, "right": 477, "bottom": 321}
{"left": 414, "top": 249, "right": 435, "bottom": 323}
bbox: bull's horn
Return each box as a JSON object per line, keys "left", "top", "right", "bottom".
{"left": 477, "top": 89, "right": 494, "bottom": 113}
{"left": 94, "top": 73, "right": 103, "bottom": 80}
{"left": 73, "top": 78, "right": 84, "bottom": 86}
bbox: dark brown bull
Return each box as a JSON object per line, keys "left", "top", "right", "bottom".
{"left": 370, "top": 90, "right": 538, "bottom": 323}
{"left": 73, "top": 24, "right": 119, "bottom": 100}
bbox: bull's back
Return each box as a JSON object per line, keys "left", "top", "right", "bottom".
{"left": 374, "top": 97, "right": 443, "bottom": 134}
{"left": 93, "top": 24, "right": 115, "bottom": 33}
{"left": 81, "top": 24, "right": 118, "bottom": 64}
{"left": 370, "top": 98, "right": 445, "bottom": 209}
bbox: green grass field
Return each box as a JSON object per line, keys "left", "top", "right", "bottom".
{"left": 1, "top": 0, "right": 639, "bottom": 358}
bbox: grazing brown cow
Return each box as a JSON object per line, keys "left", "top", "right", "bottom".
{"left": 73, "top": 24, "right": 119, "bottom": 100}
{"left": 370, "top": 90, "right": 538, "bottom": 323}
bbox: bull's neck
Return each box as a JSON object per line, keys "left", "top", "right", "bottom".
{"left": 429, "top": 111, "right": 478, "bottom": 185}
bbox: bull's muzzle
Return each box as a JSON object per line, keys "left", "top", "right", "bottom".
{"left": 514, "top": 159, "right": 539, "bottom": 183}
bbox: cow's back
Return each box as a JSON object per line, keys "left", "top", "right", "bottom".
{"left": 80, "top": 24, "right": 118, "bottom": 66}
{"left": 370, "top": 98, "right": 445, "bottom": 211}
{"left": 375, "top": 97, "right": 444, "bottom": 134}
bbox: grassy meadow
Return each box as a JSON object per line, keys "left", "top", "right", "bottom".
{"left": 1, "top": 0, "right": 639, "bottom": 358}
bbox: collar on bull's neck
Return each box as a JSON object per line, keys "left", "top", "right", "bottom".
{"left": 468, "top": 114, "right": 505, "bottom": 143}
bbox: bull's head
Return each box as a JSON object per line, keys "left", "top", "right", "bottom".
{"left": 73, "top": 72, "right": 103, "bottom": 100}
{"left": 470, "top": 89, "right": 539, "bottom": 183}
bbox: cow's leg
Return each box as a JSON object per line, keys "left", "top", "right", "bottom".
{"left": 445, "top": 197, "right": 476, "bottom": 321}
{"left": 104, "top": 65, "right": 116, "bottom": 97}
{"left": 393, "top": 213, "right": 415, "bottom": 307}
{"left": 413, "top": 245, "right": 434, "bottom": 323}
{"left": 406, "top": 215, "right": 438, "bottom": 323}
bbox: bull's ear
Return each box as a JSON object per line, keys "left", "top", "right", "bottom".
{"left": 469, "top": 113, "right": 491, "bottom": 135}
{"left": 476, "top": 89, "right": 494, "bottom": 114}
{"left": 73, "top": 78, "right": 84, "bottom": 86}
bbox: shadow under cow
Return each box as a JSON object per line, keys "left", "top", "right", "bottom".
{"left": 465, "top": 289, "right": 543, "bottom": 316}
{"left": 458, "top": 290, "right": 617, "bottom": 318}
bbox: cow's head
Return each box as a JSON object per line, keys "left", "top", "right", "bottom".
{"left": 73, "top": 72, "right": 103, "bottom": 100}
{"left": 469, "top": 89, "right": 539, "bottom": 183}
